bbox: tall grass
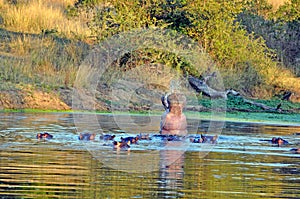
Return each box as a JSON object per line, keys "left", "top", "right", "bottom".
{"left": 0, "top": 0, "right": 90, "bottom": 39}
{"left": 0, "top": 34, "right": 88, "bottom": 89}
{"left": 267, "top": 0, "right": 289, "bottom": 10}
{"left": 0, "top": 0, "right": 91, "bottom": 90}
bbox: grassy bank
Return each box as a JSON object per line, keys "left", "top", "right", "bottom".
{"left": 1, "top": 107, "right": 299, "bottom": 126}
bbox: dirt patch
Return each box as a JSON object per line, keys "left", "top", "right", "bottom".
{"left": 0, "top": 88, "right": 70, "bottom": 110}
{"left": 1, "top": 82, "right": 299, "bottom": 112}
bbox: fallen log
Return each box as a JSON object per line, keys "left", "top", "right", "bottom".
{"left": 188, "top": 75, "right": 240, "bottom": 99}
{"left": 243, "top": 99, "right": 281, "bottom": 112}
{"left": 188, "top": 75, "right": 228, "bottom": 99}
{"left": 188, "top": 75, "right": 282, "bottom": 112}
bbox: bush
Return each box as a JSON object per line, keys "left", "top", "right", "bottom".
{"left": 237, "top": 11, "right": 300, "bottom": 76}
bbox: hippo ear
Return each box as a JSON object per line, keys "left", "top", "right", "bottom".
{"left": 213, "top": 135, "right": 218, "bottom": 140}
{"left": 161, "top": 95, "right": 169, "bottom": 110}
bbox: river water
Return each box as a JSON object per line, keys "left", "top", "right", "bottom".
{"left": 0, "top": 112, "right": 299, "bottom": 198}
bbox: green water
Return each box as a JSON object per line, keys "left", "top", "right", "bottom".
{"left": 0, "top": 112, "right": 299, "bottom": 198}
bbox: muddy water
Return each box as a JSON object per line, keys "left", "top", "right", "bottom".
{"left": 0, "top": 112, "right": 300, "bottom": 198}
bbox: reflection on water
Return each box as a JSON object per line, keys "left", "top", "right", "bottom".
{"left": 159, "top": 146, "right": 185, "bottom": 198}
{"left": 0, "top": 112, "right": 300, "bottom": 198}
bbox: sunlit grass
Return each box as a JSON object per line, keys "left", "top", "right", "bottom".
{"left": 0, "top": 0, "right": 90, "bottom": 39}
{"left": 267, "top": 0, "right": 290, "bottom": 10}
{"left": 0, "top": 0, "right": 91, "bottom": 89}
{"left": 0, "top": 34, "right": 87, "bottom": 88}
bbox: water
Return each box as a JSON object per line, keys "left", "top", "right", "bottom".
{"left": 0, "top": 112, "right": 300, "bottom": 198}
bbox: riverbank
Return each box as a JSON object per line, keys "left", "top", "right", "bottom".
{"left": 1, "top": 83, "right": 300, "bottom": 127}
{"left": 1, "top": 86, "right": 300, "bottom": 111}
{"left": 1, "top": 106, "right": 300, "bottom": 127}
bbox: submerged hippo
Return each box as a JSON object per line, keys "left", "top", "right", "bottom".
{"left": 36, "top": 132, "right": 53, "bottom": 139}
{"left": 100, "top": 134, "right": 116, "bottom": 141}
{"left": 271, "top": 137, "right": 288, "bottom": 146}
{"left": 137, "top": 133, "right": 152, "bottom": 140}
{"left": 190, "top": 134, "right": 218, "bottom": 144}
{"left": 78, "top": 133, "right": 96, "bottom": 141}
{"left": 152, "top": 134, "right": 184, "bottom": 141}
{"left": 260, "top": 137, "right": 288, "bottom": 146}
{"left": 121, "top": 136, "right": 139, "bottom": 144}
{"left": 290, "top": 148, "right": 300, "bottom": 153}
{"left": 113, "top": 141, "right": 130, "bottom": 150}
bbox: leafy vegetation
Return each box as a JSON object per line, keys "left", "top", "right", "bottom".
{"left": 67, "top": 0, "right": 300, "bottom": 98}
{"left": 199, "top": 95, "right": 300, "bottom": 112}
{"left": 0, "top": 0, "right": 299, "bottom": 110}
{"left": 237, "top": 0, "right": 300, "bottom": 75}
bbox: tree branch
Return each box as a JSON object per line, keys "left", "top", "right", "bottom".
{"left": 188, "top": 75, "right": 282, "bottom": 112}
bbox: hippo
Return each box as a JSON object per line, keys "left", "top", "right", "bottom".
{"left": 260, "top": 137, "right": 288, "bottom": 146}
{"left": 160, "top": 93, "right": 187, "bottom": 136}
{"left": 36, "top": 132, "right": 53, "bottom": 139}
{"left": 271, "top": 137, "right": 288, "bottom": 146}
{"left": 78, "top": 133, "right": 96, "bottom": 141}
{"left": 137, "top": 133, "right": 152, "bottom": 140}
{"left": 121, "top": 136, "right": 139, "bottom": 144}
{"left": 290, "top": 148, "right": 300, "bottom": 153}
{"left": 113, "top": 141, "right": 130, "bottom": 150}
{"left": 190, "top": 134, "right": 218, "bottom": 144}
{"left": 151, "top": 134, "right": 184, "bottom": 141}
{"left": 100, "top": 134, "right": 116, "bottom": 141}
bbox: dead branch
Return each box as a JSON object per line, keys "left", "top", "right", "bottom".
{"left": 242, "top": 99, "right": 281, "bottom": 111}
{"left": 188, "top": 75, "right": 233, "bottom": 99}
{"left": 188, "top": 75, "right": 282, "bottom": 112}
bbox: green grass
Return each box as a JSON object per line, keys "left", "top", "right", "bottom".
{"left": 2, "top": 107, "right": 299, "bottom": 126}
{"left": 223, "top": 112, "right": 300, "bottom": 125}
{"left": 198, "top": 95, "right": 300, "bottom": 112}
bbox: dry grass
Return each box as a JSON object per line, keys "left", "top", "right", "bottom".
{"left": 0, "top": 0, "right": 90, "bottom": 39}
{"left": 267, "top": 0, "right": 289, "bottom": 10}
{"left": 0, "top": 0, "right": 90, "bottom": 88}
{"left": 0, "top": 34, "right": 86, "bottom": 88}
